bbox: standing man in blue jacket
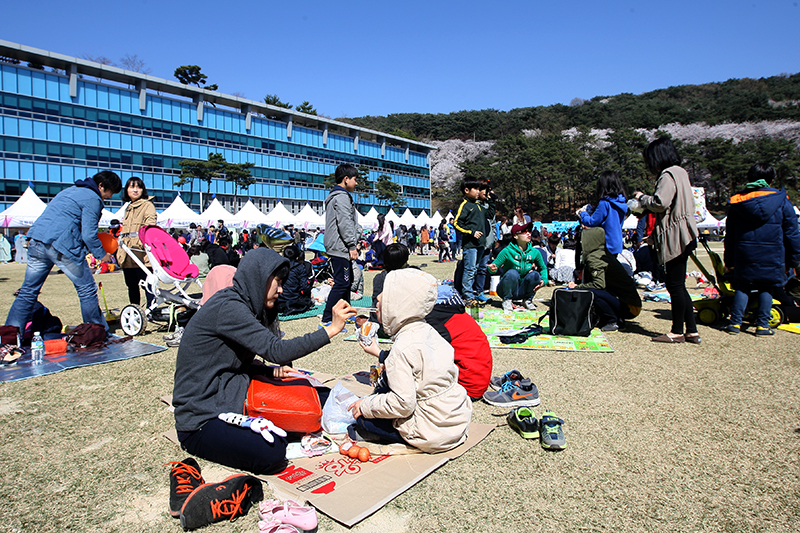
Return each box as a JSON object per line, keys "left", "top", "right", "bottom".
{"left": 724, "top": 163, "right": 800, "bottom": 335}
{"left": 6, "top": 171, "right": 122, "bottom": 332}
{"left": 322, "top": 164, "right": 361, "bottom": 325}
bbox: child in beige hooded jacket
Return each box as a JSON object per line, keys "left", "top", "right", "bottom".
{"left": 350, "top": 269, "right": 472, "bottom": 453}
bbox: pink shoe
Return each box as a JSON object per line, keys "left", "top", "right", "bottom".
{"left": 259, "top": 499, "right": 318, "bottom": 532}
{"left": 259, "top": 518, "right": 301, "bottom": 532}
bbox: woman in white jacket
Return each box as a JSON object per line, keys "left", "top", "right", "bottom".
{"left": 350, "top": 269, "right": 472, "bottom": 453}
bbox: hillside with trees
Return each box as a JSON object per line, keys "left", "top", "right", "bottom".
{"left": 343, "top": 73, "right": 800, "bottom": 220}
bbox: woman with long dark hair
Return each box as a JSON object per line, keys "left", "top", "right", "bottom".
{"left": 634, "top": 138, "right": 700, "bottom": 344}
{"left": 372, "top": 213, "right": 394, "bottom": 267}
{"left": 578, "top": 171, "right": 628, "bottom": 254}
{"left": 116, "top": 176, "right": 157, "bottom": 308}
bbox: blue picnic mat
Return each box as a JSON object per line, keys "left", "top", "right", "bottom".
{"left": 0, "top": 338, "right": 167, "bottom": 383}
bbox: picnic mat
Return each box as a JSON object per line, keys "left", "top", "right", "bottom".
{"left": 643, "top": 291, "right": 706, "bottom": 303}
{"left": 161, "top": 373, "right": 494, "bottom": 526}
{"left": 279, "top": 295, "right": 373, "bottom": 322}
{"left": 0, "top": 338, "right": 167, "bottom": 383}
{"left": 777, "top": 323, "right": 800, "bottom": 334}
{"left": 476, "top": 308, "right": 613, "bottom": 352}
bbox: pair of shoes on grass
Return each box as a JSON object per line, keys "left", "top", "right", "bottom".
{"left": 259, "top": 498, "right": 318, "bottom": 532}
{"left": 483, "top": 373, "right": 540, "bottom": 407}
{"left": 167, "top": 458, "right": 263, "bottom": 530}
{"left": 507, "top": 407, "right": 566, "bottom": 450}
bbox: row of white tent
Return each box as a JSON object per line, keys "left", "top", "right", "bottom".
{"left": 0, "top": 187, "right": 452, "bottom": 231}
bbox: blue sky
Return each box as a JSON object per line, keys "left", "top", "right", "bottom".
{"left": 1, "top": 0, "right": 798, "bottom": 119}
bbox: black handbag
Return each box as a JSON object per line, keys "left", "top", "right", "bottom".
{"left": 547, "top": 289, "right": 595, "bottom": 336}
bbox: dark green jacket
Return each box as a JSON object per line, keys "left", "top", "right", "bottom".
{"left": 576, "top": 228, "right": 641, "bottom": 312}
{"left": 453, "top": 197, "right": 495, "bottom": 250}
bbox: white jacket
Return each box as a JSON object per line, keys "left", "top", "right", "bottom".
{"left": 359, "top": 269, "right": 472, "bottom": 453}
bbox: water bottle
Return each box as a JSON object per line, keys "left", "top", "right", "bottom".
{"left": 627, "top": 198, "right": 644, "bottom": 214}
{"left": 31, "top": 331, "right": 45, "bottom": 365}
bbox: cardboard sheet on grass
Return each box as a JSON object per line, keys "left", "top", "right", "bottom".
{"left": 0, "top": 337, "right": 167, "bottom": 382}
{"left": 161, "top": 371, "right": 494, "bottom": 526}
{"left": 278, "top": 295, "right": 373, "bottom": 322}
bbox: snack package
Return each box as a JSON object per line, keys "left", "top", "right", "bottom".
{"left": 357, "top": 321, "right": 380, "bottom": 346}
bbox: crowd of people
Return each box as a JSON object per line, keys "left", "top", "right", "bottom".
{"left": 3, "top": 139, "right": 800, "bottom": 473}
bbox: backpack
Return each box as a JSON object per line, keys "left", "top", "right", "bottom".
{"left": 65, "top": 323, "right": 107, "bottom": 349}
{"left": 541, "top": 289, "right": 595, "bottom": 337}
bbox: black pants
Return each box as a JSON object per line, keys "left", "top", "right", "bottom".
{"left": 322, "top": 255, "right": 352, "bottom": 322}
{"left": 588, "top": 289, "right": 635, "bottom": 326}
{"left": 663, "top": 241, "right": 697, "bottom": 335}
{"left": 178, "top": 417, "right": 288, "bottom": 475}
{"left": 123, "top": 267, "right": 153, "bottom": 307}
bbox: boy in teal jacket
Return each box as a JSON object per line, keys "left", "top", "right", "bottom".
{"left": 489, "top": 223, "right": 547, "bottom": 312}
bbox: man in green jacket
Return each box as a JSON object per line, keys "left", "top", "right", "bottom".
{"left": 488, "top": 223, "right": 547, "bottom": 312}
{"left": 568, "top": 227, "right": 642, "bottom": 331}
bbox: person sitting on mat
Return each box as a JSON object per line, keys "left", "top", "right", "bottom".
{"left": 349, "top": 269, "right": 473, "bottom": 453}
{"left": 275, "top": 245, "right": 314, "bottom": 316}
{"left": 488, "top": 222, "right": 548, "bottom": 312}
{"left": 568, "top": 227, "right": 642, "bottom": 332}
{"left": 172, "top": 247, "right": 356, "bottom": 474}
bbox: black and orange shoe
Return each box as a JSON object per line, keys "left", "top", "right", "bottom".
{"left": 166, "top": 458, "right": 204, "bottom": 518}
{"left": 179, "top": 474, "right": 263, "bottom": 530}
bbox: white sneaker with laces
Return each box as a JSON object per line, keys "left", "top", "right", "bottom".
{"left": 524, "top": 299, "right": 536, "bottom": 310}
{"left": 502, "top": 299, "right": 514, "bottom": 313}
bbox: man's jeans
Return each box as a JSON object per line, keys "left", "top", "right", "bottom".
{"left": 461, "top": 247, "right": 484, "bottom": 300}
{"left": 497, "top": 269, "right": 541, "bottom": 301}
{"left": 6, "top": 240, "right": 108, "bottom": 331}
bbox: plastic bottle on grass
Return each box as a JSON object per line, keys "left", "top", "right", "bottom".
{"left": 31, "top": 331, "right": 44, "bottom": 365}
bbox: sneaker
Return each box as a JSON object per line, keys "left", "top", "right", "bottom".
{"left": 524, "top": 299, "right": 536, "bottom": 310}
{"left": 476, "top": 293, "right": 490, "bottom": 303}
{"left": 179, "top": 474, "right": 263, "bottom": 530}
{"left": 482, "top": 379, "right": 540, "bottom": 407}
{"left": 723, "top": 324, "right": 740, "bottom": 335}
{"left": 490, "top": 369, "right": 526, "bottom": 390}
{"left": 507, "top": 407, "right": 539, "bottom": 439}
{"left": 502, "top": 299, "right": 514, "bottom": 313}
{"left": 601, "top": 322, "right": 619, "bottom": 332}
{"left": 755, "top": 326, "right": 775, "bottom": 336}
{"left": 258, "top": 499, "right": 318, "bottom": 532}
{"left": 166, "top": 458, "right": 204, "bottom": 518}
{"left": 163, "top": 326, "right": 184, "bottom": 341}
{"left": 166, "top": 327, "right": 183, "bottom": 347}
{"left": 540, "top": 411, "right": 566, "bottom": 450}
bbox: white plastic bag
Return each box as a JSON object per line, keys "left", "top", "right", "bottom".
{"left": 322, "top": 382, "right": 358, "bottom": 434}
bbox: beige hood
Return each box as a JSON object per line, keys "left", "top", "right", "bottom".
{"left": 381, "top": 269, "right": 439, "bottom": 337}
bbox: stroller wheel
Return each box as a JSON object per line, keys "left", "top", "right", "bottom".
{"left": 120, "top": 304, "right": 148, "bottom": 336}
{"left": 768, "top": 305, "right": 785, "bottom": 328}
{"left": 697, "top": 306, "right": 719, "bottom": 326}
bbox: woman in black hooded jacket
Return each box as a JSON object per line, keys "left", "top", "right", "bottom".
{"left": 172, "top": 247, "right": 354, "bottom": 473}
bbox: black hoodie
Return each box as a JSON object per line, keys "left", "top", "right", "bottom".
{"left": 172, "top": 247, "right": 331, "bottom": 432}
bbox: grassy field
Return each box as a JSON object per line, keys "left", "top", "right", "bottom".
{"left": 0, "top": 245, "right": 799, "bottom": 533}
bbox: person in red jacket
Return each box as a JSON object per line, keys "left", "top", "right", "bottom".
{"left": 425, "top": 285, "right": 493, "bottom": 400}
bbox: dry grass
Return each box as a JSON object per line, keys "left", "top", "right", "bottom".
{"left": 0, "top": 244, "right": 799, "bottom": 532}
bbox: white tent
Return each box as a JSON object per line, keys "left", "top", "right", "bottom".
{"left": 399, "top": 208, "right": 417, "bottom": 228}
{"left": 295, "top": 203, "right": 325, "bottom": 229}
{"left": 113, "top": 202, "right": 129, "bottom": 221}
{"left": 263, "top": 202, "right": 298, "bottom": 228}
{"left": 200, "top": 199, "right": 243, "bottom": 229}
{"left": 236, "top": 200, "right": 271, "bottom": 228}
{"left": 717, "top": 216, "right": 727, "bottom": 228}
{"left": 430, "top": 210, "right": 444, "bottom": 227}
{"left": 385, "top": 208, "right": 400, "bottom": 227}
{"left": 98, "top": 209, "right": 118, "bottom": 228}
{"left": 359, "top": 207, "right": 380, "bottom": 230}
{"left": 157, "top": 196, "right": 205, "bottom": 228}
{"left": 416, "top": 210, "right": 432, "bottom": 228}
{"left": 697, "top": 212, "right": 720, "bottom": 229}
{"left": 0, "top": 187, "right": 47, "bottom": 228}
{"left": 622, "top": 214, "right": 639, "bottom": 230}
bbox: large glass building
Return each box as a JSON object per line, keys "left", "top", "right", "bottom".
{"left": 0, "top": 40, "right": 435, "bottom": 216}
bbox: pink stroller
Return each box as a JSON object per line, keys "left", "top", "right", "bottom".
{"left": 117, "top": 225, "right": 203, "bottom": 335}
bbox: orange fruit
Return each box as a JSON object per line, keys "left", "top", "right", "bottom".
{"left": 357, "top": 447, "right": 371, "bottom": 462}
{"left": 347, "top": 445, "right": 361, "bottom": 459}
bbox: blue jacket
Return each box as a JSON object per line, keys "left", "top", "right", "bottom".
{"left": 27, "top": 178, "right": 107, "bottom": 264}
{"left": 580, "top": 194, "right": 628, "bottom": 254}
{"left": 724, "top": 187, "right": 800, "bottom": 286}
